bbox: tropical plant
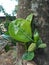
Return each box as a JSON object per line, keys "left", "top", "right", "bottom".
{"left": 5, "top": 14, "right": 46, "bottom": 60}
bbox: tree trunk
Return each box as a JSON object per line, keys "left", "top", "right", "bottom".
{"left": 17, "top": 0, "right": 32, "bottom": 19}
{"left": 28, "top": 0, "right": 49, "bottom": 65}
{"left": 31, "top": 0, "right": 49, "bottom": 65}
{"left": 16, "top": 0, "right": 32, "bottom": 65}
{"left": 16, "top": 0, "right": 49, "bottom": 65}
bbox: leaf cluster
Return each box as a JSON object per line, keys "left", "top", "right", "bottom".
{"left": 4, "top": 14, "right": 47, "bottom": 60}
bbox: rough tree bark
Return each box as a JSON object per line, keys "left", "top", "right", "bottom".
{"left": 37, "top": 0, "right": 49, "bottom": 65}
{"left": 31, "top": 0, "right": 49, "bottom": 65}
{"left": 17, "top": 0, "right": 32, "bottom": 19}
{"left": 16, "top": 0, "right": 33, "bottom": 65}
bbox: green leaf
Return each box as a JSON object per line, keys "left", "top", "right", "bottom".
{"left": 38, "top": 43, "right": 47, "bottom": 48}
{"left": 34, "top": 30, "right": 39, "bottom": 43}
{"left": 28, "top": 43, "right": 36, "bottom": 52}
{"left": 26, "top": 13, "right": 33, "bottom": 22}
{"left": 8, "top": 18, "right": 32, "bottom": 42}
{"left": 22, "top": 52, "right": 34, "bottom": 61}
{"left": 37, "top": 38, "right": 43, "bottom": 47}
